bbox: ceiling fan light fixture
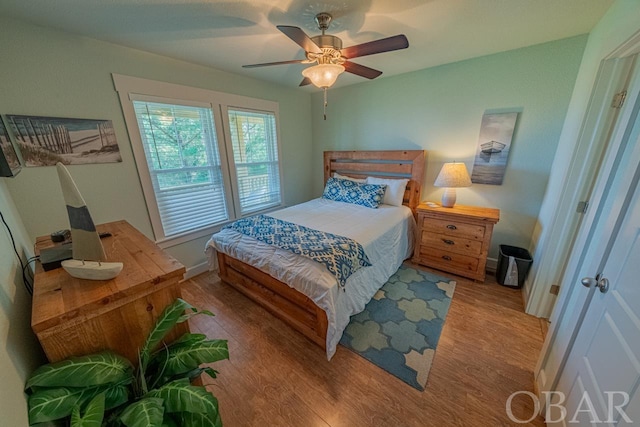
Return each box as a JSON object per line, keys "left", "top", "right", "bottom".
{"left": 301, "top": 63, "right": 345, "bottom": 88}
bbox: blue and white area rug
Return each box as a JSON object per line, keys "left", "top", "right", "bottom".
{"left": 340, "top": 265, "right": 456, "bottom": 390}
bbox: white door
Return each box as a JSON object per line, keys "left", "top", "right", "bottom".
{"left": 550, "top": 173, "right": 640, "bottom": 425}
{"left": 547, "top": 99, "right": 640, "bottom": 426}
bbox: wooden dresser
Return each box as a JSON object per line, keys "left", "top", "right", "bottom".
{"left": 32, "top": 220, "right": 188, "bottom": 364}
{"left": 412, "top": 203, "right": 500, "bottom": 282}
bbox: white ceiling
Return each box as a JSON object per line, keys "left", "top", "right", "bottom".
{"left": 0, "top": 0, "right": 613, "bottom": 89}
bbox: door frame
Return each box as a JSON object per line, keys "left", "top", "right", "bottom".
{"left": 525, "top": 37, "right": 638, "bottom": 318}
{"left": 536, "top": 31, "right": 640, "bottom": 398}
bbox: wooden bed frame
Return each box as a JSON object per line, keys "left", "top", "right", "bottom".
{"left": 216, "top": 150, "right": 425, "bottom": 350}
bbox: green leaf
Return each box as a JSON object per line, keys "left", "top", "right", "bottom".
{"left": 180, "top": 367, "right": 218, "bottom": 382}
{"left": 161, "top": 414, "right": 180, "bottom": 427}
{"left": 179, "top": 412, "right": 223, "bottom": 427}
{"left": 148, "top": 340, "right": 227, "bottom": 388}
{"left": 119, "top": 397, "right": 164, "bottom": 427}
{"left": 138, "top": 350, "right": 149, "bottom": 396}
{"left": 29, "top": 387, "right": 79, "bottom": 424}
{"left": 104, "top": 384, "right": 130, "bottom": 410}
{"left": 176, "top": 310, "right": 214, "bottom": 324}
{"left": 152, "top": 366, "right": 218, "bottom": 391}
{"left": 26, "top": 352, "right": 133, "bottom": 391}
{"left": 28, "top": 382, "right": 124, "bottom": 425}
{"left": 146, "top": 379, "right": 219, "bottom": 418}
{"left": 202, "top": 367, "right": 219, "bottom": 380}
{"left": 148, "top": 333, "right": 207, "bottom": 369}
{"left": 156, "top": 340, "right": 229, "bottom": 379}
{"left": 70, "top": 393, "right": 105, "bottom": 427}
{"left": 169, "top": 333, "right": 208, "bottom": 347}
{"left": 140, "top": 299, "right": 197, "bottom": 370}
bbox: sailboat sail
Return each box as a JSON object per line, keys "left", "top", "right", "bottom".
{"left": 56, "top": 163, "right": 107, "bottom": 262}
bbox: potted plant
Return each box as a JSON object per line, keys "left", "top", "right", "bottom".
{"left": 25, "top": 299, "right": 229, "bottom": 426}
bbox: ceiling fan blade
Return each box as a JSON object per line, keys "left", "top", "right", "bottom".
{"left": 341, "top": 35, "right": 409, "bottom": 59}
{"left": 299, "top": 77, "right": 312, "bottom": 87}
{"left": 277, "top": 25, "right": 323, "bottom": 54}
{"left": 243, "top": 59, "right": 307, "bottom": 68}
{"left": 343, "top": 61, "right": 383, "bottom": 80}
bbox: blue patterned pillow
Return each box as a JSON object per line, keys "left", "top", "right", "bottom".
{"left": 322, "top": 177, "right": 386, "bottom": 208}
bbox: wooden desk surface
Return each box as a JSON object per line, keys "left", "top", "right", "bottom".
{"left": 32, "top": 220, "right": 185, "bottom": 335}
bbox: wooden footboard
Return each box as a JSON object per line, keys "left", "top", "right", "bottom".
{"left": 217, "top": 251, "right": 328, "bottom": 350}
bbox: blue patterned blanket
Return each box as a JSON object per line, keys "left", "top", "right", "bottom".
{"left": 223, "top": 215, "right": 371, "bottom": 288}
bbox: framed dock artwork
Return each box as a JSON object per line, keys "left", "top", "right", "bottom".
{"left": 470, "top": 112, "right": 518, "bottom": 185}
{"left": 5, "top": 115, "right": 121, "bottom": 166}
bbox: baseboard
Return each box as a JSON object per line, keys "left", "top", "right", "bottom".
{"left": 536, "top": 368, "right": 547, "bottom": 410}
{"left": 522, "top": 282, "right": 530, "bottom": 308}
{"left": 486, "top": 257, "right": 498, "bottom": 274}
{"left": 183, "top": 261, "right": 211, "bottom": 280}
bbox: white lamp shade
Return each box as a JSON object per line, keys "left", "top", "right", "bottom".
{"left": 302, "top": 63, "right": 345, "bottom": 88}
{"left": 434, "top": 162, "right": 472, "bottom": 188}
{"left": 434, "top": 162, "right": 471, "bottom": 208}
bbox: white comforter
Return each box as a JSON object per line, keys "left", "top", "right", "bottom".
{"left": 205, "top": 198, "right": 415, "bottom": 359}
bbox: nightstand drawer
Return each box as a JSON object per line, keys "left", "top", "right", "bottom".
{"left": 418, "top": 247, "right": 479, "bottom": 273}
{"left": 422, "top": 217, "right": 485, "bottom": 240}
{"left": 421, "top": 231, "right": 483, "bottom": 256}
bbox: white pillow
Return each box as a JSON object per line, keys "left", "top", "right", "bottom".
{"left": 333, "top": 172, "right": 366, "bottom": 183}
{"left": 366, "top": 177, "right": 409, "bottom": 206}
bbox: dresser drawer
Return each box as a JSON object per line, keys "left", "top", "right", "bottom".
{"left": 421, "top": 217, "right": 485, "bottom": 240}
{"left": 419, "top": 247, "right": 479, "bottom": 273}
{"left": 421, "top": 231, "right": 483, "bottom": 256}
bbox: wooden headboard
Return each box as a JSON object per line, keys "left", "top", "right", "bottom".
{"left": 323, "top": 150, "right": 426, "bottom": 211}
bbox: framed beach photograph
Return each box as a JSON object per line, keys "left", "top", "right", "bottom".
{"left": 6, "top": 115, "right": 121, "bottom": 166}
{"left": 470, "top": 112, "right": 518, "bottom": 185}
{"left": 0, "top": 117, "right": 21, "bottom": 177}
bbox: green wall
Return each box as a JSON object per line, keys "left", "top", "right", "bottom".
{"left": 310, "top": 35, "right": 588, "bottom": 260}
{"left": 0, "top": 16, "right": 588, "bottom": 267}
{"left": 0, "top": 16, "right": 313, "bottom": 271}
{"left": 0, "top": 182, "right": 44, "bottom": 426}
{"left": 528, "top": 0, "right": 640, "bottom": 309}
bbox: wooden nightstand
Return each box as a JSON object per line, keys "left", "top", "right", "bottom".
{"left": 412, "top": 203, "right": 500, "bottom": 282}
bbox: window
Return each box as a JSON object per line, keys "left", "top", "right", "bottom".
{"left": 227, "top": 108, "right": 281, "bottom": 215}
{"left": 114, "top": 75, "right": 283, "bottom": 246}
{"left": 133, "top": 101, "right": 229, "bottom": 237}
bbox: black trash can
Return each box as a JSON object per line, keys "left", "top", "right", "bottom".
{"left": 496, "top": 245, "right": 533, "bottom": 288}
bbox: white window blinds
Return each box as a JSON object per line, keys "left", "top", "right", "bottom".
{"left": 228, "top": 109, "right": 282, "bottom": 215}
{"left": 115, "top": 74, "right": 284, "bottom": 246}
{"left": 133, "top": 101, "right": 229, "bottom": 237}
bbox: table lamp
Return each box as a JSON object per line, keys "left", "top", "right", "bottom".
{"left": 434, "top": 162, "right": 472, "bottom": 208}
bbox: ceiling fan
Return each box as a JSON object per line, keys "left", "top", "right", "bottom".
{"left": 242, "top": 12, "right": 409, "bottom": 89}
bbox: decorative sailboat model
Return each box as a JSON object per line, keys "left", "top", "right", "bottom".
{"left": 56, "top": 163, "right": 123, "bottom": 280}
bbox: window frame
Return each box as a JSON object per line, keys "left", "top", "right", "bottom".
{"left": 222, "top": 105, "right": 283, "bottom": 216}
{"left": 113, "top": 74, "right": 284, "bottom": 248}
{"left": 130, "top": 95, "right": 235, "bottom": 238}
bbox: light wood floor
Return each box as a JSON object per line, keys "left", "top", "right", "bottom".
{"left": 183, "top": 262, "right": 546, "bottom": 426}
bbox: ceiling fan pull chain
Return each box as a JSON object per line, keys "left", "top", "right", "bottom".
{"left": 323, "top": 87, "right": 328, "bottom": 120}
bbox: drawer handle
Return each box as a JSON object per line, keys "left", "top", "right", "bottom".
{"left": 446, "top": 224, "right": 457, "bottom": 230}
{"left": 442, "top": 255, "right": 452, "bottom": 261}
{"left": 442, "top": 239, "right": 455, "bottom": 245}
